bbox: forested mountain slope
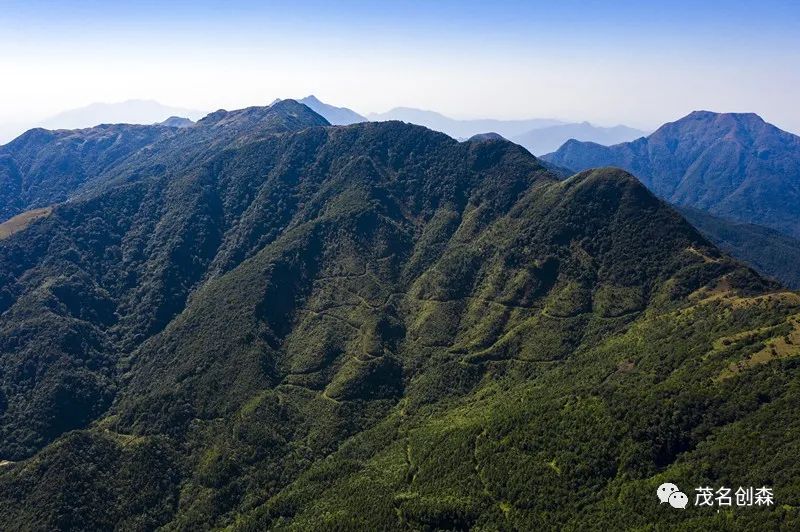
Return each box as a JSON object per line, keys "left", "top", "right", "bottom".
{"left": 0, "top": 105, "right": 798, "bottom": 530}
{"left": 0, "top": 100, "right": 329, "bottom": 223}
{"left": 679, "top": 207, "right": 800, "bottom": 289}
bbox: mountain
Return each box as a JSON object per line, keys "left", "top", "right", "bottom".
{"left": 368, "top": 108, "right": 645, "bottom": 153}
{"left": 368, "top": 107, "right": 565, "bottom": 139}
{"left": 543, "top": 111, "right": 800, "bottom": 239}
{"left": 290, "top": 95, "right": 367, "bottom": 125}
{"left": 38, "top": 99, "right": 205, "bottom": 131}
{"left": 511, "top": 121, "right": 647, "bottom": 155}
{"left": 467, "top": 132, "right": 506, "bottom": 142}
{"left": 0, "top": 99, "right": 327, "bottom": 224}
{"left": 679, "top": 207, "right": 800, "bottom": 289}
{"left": 159, "top": 116, "right": 195, "bottom": 128}
{"left": 0, "top": 100, "right": 206, "bottom": 147}
{"left": 0, "top": 124, "right": 170, "bottom": 223}
{"left": 0, "top": 104, "right": 799, "bottom": 530}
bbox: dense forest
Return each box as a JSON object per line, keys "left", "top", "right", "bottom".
{"left": 679, "top": 206, "right": 800, "bottom": 289}
{"left": 0, "top": 102, "right": 798, "bottom": 530}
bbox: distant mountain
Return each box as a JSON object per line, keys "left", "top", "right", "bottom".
{"left": 158, "top": 116, "right": 194, "bottom": 128}
{"left": 38, "top": 100, "right": 205, "bottom": 131}
{"left": 369, "top": 107, "right": 645, "bottom": 154}
{"left": 368, "top": 107, "right": 565, "bottom": 139}
{"left": 511, "top": 122, "right": 646, "bottom": 155}
{"left": 543, "top": 111, "right": 800, "bottom": 238}
{"left": 291, "top": 95, "right": 367, "bottom": 125}
{"left": 679, "top": 206, "right": 800, "bottom": 289}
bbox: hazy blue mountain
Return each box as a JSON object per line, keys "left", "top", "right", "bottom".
{"left": 543, "top": 111, "right": 800, "bottom": 238}
{"left": 368, "top": 107, "right": 565, "bottom": 139}
{"left": 294, "top": 95, "right": 367, "bottom": 125}
{"left": 38, "top": 99, "right": 204, "bottom": 131}
{"left": 159, "top": 116, "right": 194, "bottom": 128}
{"left": 369, "top": 107, "right": 644, "bottom": 154}
{"left": 511, "top": 121, "right": 647, "bottom": 155}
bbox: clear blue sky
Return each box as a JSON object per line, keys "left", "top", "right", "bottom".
{"left": 1, "top": 0, "right": 798, "bottom": 132}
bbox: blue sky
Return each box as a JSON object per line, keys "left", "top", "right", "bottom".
{"left": 1, "top": 0, "right": 799, "bottom": 132}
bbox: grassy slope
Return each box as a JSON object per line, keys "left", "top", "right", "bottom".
{"left": 0, "top": 207, "right": 52, "bottom": 239}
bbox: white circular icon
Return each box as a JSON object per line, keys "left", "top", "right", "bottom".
{"left": 668, "top": 491, "right": 688, "bottom": 509}
{"left": 657, "top": 482, "right": 679, "bottom": 503}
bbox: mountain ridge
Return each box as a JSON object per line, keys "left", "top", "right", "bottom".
{"left": 0, "top": 102, "right": 798, "bottom": 530}
{"left": 369, "top": 106, "right": 646, "bottom": 154}
{"left": 0, "top": 99, "right": 331, "bottom": 224}
{"left": 38, "top": 99, "right": 204, "bottom": 131}
{"left": 543, "top": 110, "right": 800, "bottom": 238}
{"left": 368, "top": 106, "right": 565, "bottom": 141}
{"left": 297, "top": 95, "right": 367, "bottom": 125}
{"left": 511, "top": 121, "right": 646, "bottom": 154}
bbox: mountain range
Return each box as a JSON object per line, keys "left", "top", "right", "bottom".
{"left": 273, "top": 98, "right": 647, "bottom": 154}
{"left": 512, "top": 121, "right": 646, "bottom": 155}
{"left": 0, "top": 100, "right": 205, "bottom": 145}
{"left": 38, "top": 100, "right": 204, "bottom": 131}
{"left": 296, "top": 95, "right": 367, "bottom": 125}
{"left": 367, "top": 107, "right": 565, "bottom": 139}
{"left": 0, "top": 100, "right": 798, "bottom": 529}
{"left": 367, "top": 107, "right": 647, "bottom": 154}
{"left": 2, "top": 96, "right": 647, "bottom": 156}
{"left": 543, "top": 111, "right": 800, "bottom": 238}
{"left": 543, "top": 111, "right": 800, "bottom": 288}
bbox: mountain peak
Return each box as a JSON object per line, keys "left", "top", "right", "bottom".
{"left": 467, "top": 132, "right": 506, "bottom": 142}
{"left": 158, "top": 116, "right": 194, "bottom": 128}
{"left": 543, "top": 110, "right": 800, "bottom": 243}
{"left": 567, "top": 166, "right": 648, "bottom": 191}
{"left": 270, "top": 98, "right": 317, "bottom": 114}
{"left": 295, "top": 95, "right": 366, "bottom": 125}
{"left": 301, "top": 94, "right": 322, "bottom": 104}
{"left": 197, "top": 100, "right": 329, "bottom": 131}
{"left": 681, "top": 110, "right": 766, "bottom": 126}
{"left": 685, "top": 110, "right": 718, "bottom": 119}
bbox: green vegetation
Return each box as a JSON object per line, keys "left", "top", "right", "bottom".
{"left": 542, "top": 111, "right": 800, "bottom": 288}
{"left": 679, "top": 206, "right": 800, "bottom": 289}
{"left": 0, "top": 105, "right": 798, "bottom": 529}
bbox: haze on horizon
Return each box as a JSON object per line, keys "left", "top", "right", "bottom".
{"left": 1, "top": 0, "right": 799, "bottom": 136}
